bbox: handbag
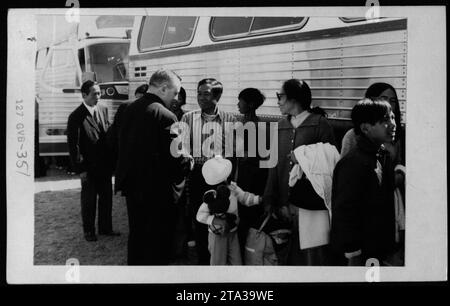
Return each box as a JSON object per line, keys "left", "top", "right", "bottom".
{"left": 244, "top": 214, "right": 279, "bottom": 265}
{"left": 288, "top": 173, "right": 327, "bottom": 210}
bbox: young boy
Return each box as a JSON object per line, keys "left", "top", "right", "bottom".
{"left": 196, "top": 156, "right": 263, "bottom": 265}
{"left": 196, "top": 156, "right": 242, "bottom": 265}
{"left": 330, "top": 98, "right": 398, "bottom": 266}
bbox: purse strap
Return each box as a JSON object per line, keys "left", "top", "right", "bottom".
{"left": 258, "top": 213, "right": 272, "bottom": 233}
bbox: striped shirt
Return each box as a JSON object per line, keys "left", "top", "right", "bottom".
{"left": 180, "top": 108, "right": 237, "bottom": 165}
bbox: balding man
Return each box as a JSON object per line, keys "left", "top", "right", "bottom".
{"left": 115, "top": 69, "right": 193, "bottom": 265}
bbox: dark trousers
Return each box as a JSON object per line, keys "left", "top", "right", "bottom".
{"left": 170, "top": 192, "right": 189, "bottom": 260}
{"left": 80, "top": 171, "right": 113, "bottom": 234}
{"left": 189, "top": 164, "right": 211, "bottom": 265}
{"left": 126, "top": 190, "right": 175, "bottom": 265}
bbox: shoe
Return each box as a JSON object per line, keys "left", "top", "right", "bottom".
{"left": 99, "top": 230, "right": 121, "bottom": 236}
{"left": 84, "top": 232, "right": 97, "bottom": 242}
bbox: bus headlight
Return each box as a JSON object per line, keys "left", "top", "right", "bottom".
{"left": 106, "top": 87, "right": 116, "bottom": 96}
{"left": 115, "top": 85, "right": 128, "bottom": 95}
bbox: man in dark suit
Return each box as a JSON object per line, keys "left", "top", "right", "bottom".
{"left": 115, "top": 69, "right": 193, "bottom": 265}
{"left": 67, "top": 80, "right": 120, "bottom": 242}
{"left": 105, "top": 84, "right": 149, "bottom": 176}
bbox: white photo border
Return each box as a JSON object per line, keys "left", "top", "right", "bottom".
{"left": 6, "top": 6, "right": 447, "bottom": 283}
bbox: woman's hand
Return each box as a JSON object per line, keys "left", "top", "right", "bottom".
{"left": 289, "top": 151, "right": 298, "bottom": 164}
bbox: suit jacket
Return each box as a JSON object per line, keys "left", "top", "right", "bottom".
{"left": 106, "top": 101, "right": 131, "bottom": 174}
{"left": 67, "top": 103, "right": 112, "bottom": 175}
{"left": 114, "top": 93, "right": 191, "bottom": 203}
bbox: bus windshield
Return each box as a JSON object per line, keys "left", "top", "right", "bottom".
{"left": 87, "top": 42, "right": 129, "bottom": 83}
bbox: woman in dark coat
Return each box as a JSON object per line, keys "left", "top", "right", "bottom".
{"left": 235, "top": 88, "right": 268, "bottom": 257}
{"left": 263, "top": 79, "right": 336, "bottom": 265}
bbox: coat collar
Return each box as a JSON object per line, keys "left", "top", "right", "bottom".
{"left": 278, "top": 112, "right": 322, "bottom": 129}
{"left": 357, "top": 134, "right": 385, "bottom": 156}
{"left": 79, "top": 103, "right": 105, "bottom": 133}
{"left": 142, "top": 92, "right": 166, "bottom": 108}
{"left": 82, "top": 101, "right": 97, "bottom": 116}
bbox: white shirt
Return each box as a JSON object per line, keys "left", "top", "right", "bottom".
{"left": 83, "top": 101, "right": 97, "bottom": 117}
{"left": 290, "top": 110, "right": 310, "bottom": 128}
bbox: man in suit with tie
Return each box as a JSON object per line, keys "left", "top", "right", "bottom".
{"left": 67, "top": 80, "right": 120, "bottom": 242}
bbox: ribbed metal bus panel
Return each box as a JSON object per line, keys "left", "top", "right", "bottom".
{"left": 129, "top": 19, "right": 407, "bottom": 123}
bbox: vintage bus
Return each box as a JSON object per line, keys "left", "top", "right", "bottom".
{"left": 36, "top": 15, "right": 134, "bottom": 158}
{"left": 128, "top": 15, "right": 407, "bottom": 146}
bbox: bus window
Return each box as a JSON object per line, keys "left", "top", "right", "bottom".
{"left": 251, "top": 17, "right": 306, "bottom": 31}
{"left": 139, "top": 16, "right": 168, "bottom": 50}
{"left": 210, "top": 16, "right": 308, "bottom": 41}
{"left": 42, "top": 49, "right": 79, "bottom": 89}
{"left": 210, "top": 17, "right": 253, "bottom": 37}
{"left": 50, "top": 49, "right": 72, "bottom": 68}
{"left": 87, "top": 42, "right": 129, "bottom": 82}
{"left": 162, "top": 16, "right": 198, "bottom": 46}
{"left": 139, "top": 16, "right": 197, "bottom": 52}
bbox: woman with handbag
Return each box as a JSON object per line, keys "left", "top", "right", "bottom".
{"left": 263, "top": 79, "right": 337, "bottom": 265}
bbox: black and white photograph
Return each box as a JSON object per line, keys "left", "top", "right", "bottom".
{"left": 5, "top": 5, "right": 447, "bottom": 284}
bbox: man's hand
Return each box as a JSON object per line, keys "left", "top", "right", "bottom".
{"left": 181, "top": 154, "right": 194, "bottom": 176}
{"left": 80, "top": 172, "right": 88, "bottom": 180}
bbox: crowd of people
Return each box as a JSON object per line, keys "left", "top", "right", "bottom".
{"left": 67, "top": 68, "right": 405, "bottom": 266}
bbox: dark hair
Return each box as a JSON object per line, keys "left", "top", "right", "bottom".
{"left": 80, "top": 80, "right": 97, "bottom": 96}
{"left": 365, "top": 82, "right": 401, "bottom": 130}
{"left": 135, "top": 84, "right": 149, "bottom": 96}
{"left": 177, "top": 87, "right": 186, "bottom": 105}
{"left": 238, "top": 88, "right": 265, "bottom": 110}
{"left": 282, "top": 79, "right": 327, "bottom": 116}
{"left": 352, "top": 98, "right": 392, "bottom": 135}
{"left": 365, "top": 82, "right": 397, "bottom": 99}
{"left": 149, "top": 68, "right": 180, "bottom": 88}
{"left": 197, "top": 78, "right": 223, "bottom": 101}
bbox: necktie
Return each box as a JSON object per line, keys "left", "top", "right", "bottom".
{"left": 93, "top": 109, "right": 103, "bottom": 131}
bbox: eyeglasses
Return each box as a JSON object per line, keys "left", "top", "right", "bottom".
{"left": 379, "top": 96, "right": 398, "bottom": 104}
{"left": 276, "top": 92, "right": 286, "bottom": 100}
